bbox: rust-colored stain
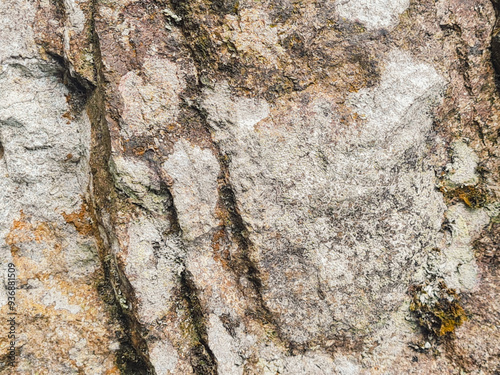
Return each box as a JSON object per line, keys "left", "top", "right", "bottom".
{"left": 62, "top": 111, "right": 73, "bottom": 121}
{"left": 62, "top": 203, "right": 94, "bottom": 236}
{"left": 6, "top": 211, "right": 56, "bottom": 246}
{"left": 212, "top": 228, "right": 230, "bottom": 267}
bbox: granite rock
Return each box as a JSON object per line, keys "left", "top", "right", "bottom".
{"left": 0, "top": 0, "right": 499, "bottom": 374}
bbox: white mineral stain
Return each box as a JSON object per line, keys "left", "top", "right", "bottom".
{"left": 64, "top": 0, "right": 86, "bottom": 33}
{"left": 42, "top": 289, "right": 81, "bottom": 314}
{"left": 440, "top": 204, "right": 489, "bottom": 291}
{"left": 347, "top": 49, "right": 445, "bottom": 154}
{"left": 336, "top": 0, "right": 410, "bottom": 30}
{"left": 446, "top": 141, "right": 480, "bottom": 186}
{"left": 334, "top": 356, "right": 361, "bottom": 375}
{"left": 202, "top": 81, "right": 270, "bottom": 136}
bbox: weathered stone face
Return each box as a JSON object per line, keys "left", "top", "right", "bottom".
{"left": 0, "top": 0, "right": 499, "bottom": 374}
{"left": 198, "top": 47, "right": 450, "bottom": 345}
{"left": 0, "top": 2, "right": 120, "bottom": 373}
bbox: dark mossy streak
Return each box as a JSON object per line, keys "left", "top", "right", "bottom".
{"left": 490, "top": 0, "right": 500, "bottom": 89}
{"left": 83, "top": 1, "right": 157, "bottom": 373}
{"left": 178, "top": 269, "right": 219, "bottom": 375}
{"left": 169, "top": 0, "right": 221, "bottom": 72}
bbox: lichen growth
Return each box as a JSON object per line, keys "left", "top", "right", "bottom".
{"left": 439, "top": 185, "right": 489, "bottom": 209}
{"left": 409, "top": 282, "right": 468, "bottom": 339}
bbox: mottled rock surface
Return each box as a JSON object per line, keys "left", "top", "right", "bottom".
{"left": 0, "top": 0, "right": 499, "bottom": 374}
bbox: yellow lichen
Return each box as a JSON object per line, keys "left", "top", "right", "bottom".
{"left": 410, "top": 282, "right": 467, "bottom": 338}
{"left": 439, "top": 185, "right": 488, "bottom": 209}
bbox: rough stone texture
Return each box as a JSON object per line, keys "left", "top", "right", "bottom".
{"left": 0, "top": 0, "right": 499, "bottom": 374}
{"left": 0, "top": 1, "right": 120, "bottom": 374}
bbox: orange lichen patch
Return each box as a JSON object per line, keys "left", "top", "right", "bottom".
{"left": 105, "top": 365, "right": 122, "bottom": 375}
{"left": 6, "top": 211, "right": 56, "bottom": 246}
{"left": 410, "top": 282, "right": 468, "bottom": 338}
{"left": 62, "top": 203, "right": 94, "bottom": 236}
{"left": 0, "top": 267, "right": 118, "bottom": 373}
{"left": 5, "top": 212, "right": 82, "bottom": 281}
{"left": 439, "top": 185, "right": 489, "bottom": 209}
{"left": 11, "top": 254, "right": 48, "bottom": 280}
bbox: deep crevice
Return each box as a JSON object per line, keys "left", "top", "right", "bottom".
{"left": 168, "top": 0, "right": 288, "bottom": 348}
{"left": 150, "top": 173, "right": 219, "bottom": 375}
{"left": 155, "top": 168, "right": 219, "bottom": 374}
{"left": 188, "top": 102, "right": 289, "bottom": 349}
{"left": 88, "top": 1, "right": 220, "bottom": 373}
{"left": 34, "top": 47, "right": 155, "bottom": 374}
{"left": 490, "top": 0, "right": 500, "bottom": 89}
{"left": 179, "top": 269, "right": 219, "bottom": 375}
{"left": 83, "top": 1, "right": 156, "bottom": 374}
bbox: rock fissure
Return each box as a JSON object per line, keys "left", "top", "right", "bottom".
{"left": 83, "top": 4, "right": 157, "bottom": 372}
{"left": 216, "top": 163, "right": 287, "bottom": 346}
{"left": 178, "top": 268, "right": 219, "bottom": 375}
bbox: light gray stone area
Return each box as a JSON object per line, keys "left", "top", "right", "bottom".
{"left": 162, "top": 139, "right": 221, "bottom": 241}
{"left": 124, "top": 218, "right": 184, "bottom": 323}
{"left": 446, "top": 141, "right": 480, "bottom": 186}
{"left": 207, "top": 314, "right": 245, "bottom": 375}
{"left": 149, "top": 339, "right": 180, "bottom": 375}
{"left": 110, "top": 154, "right": 171, "bottom": 214}
{"left": 118, "top": 57, "right": 188, "bottom": 139}
{"left": 0, "top": 0, "right": 38, "bottom": 61}
{"left": 336, "top": 0, "right": 410, "bottom": 30}
{"left": 0, "top": 58, "right": 93, "bottom": 271}
{"left": 257, "top": 352, "right": 340, "bottom": 375}
{"left": 429, "top": 204, "right": 490, "bottom": 292}
{"left": 0, "top": 7, "right": 120, "bottom": 370}
{"left": 1, "top": 0, "right": 498, "bottom": 372}
{"left": 62, "top": 0, "right": 86, "bottom": 33}
{"left": 115, "top": 208, "right": 195, "bottom": 374}
{"left": 201, "top": 49, "right": 448, "bottom": 343}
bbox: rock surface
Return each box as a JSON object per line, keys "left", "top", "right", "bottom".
{"left": 0, "top": 0, "right": 499, "bottom": 374}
